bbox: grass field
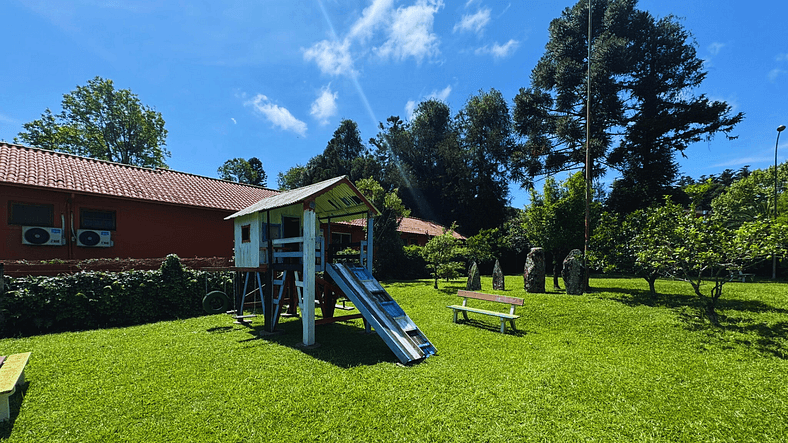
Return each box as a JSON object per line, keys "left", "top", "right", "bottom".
{"left": 1, "top": 276, "right": 786, "bottom": 442}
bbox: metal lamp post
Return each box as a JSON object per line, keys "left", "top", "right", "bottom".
{"left": 774, "top": 124, "right": 786, "bottom": 280}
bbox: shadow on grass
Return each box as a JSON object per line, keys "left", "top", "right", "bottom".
{"left": 0, "top": 382, "right": 29, "bottom": 439}
{"left": 236, "top": 319, "right": 401, "bottom": 368}
{"left": 593, "top": 285, "right": 788, "bottom": 359}
{"left": 452, "top": 318, "right": 528, "bottom": 337}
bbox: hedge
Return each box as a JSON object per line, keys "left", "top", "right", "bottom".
{"left": 0, "top": 254, "right": 232, "bottom": 338}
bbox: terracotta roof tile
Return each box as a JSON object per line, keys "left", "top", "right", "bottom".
{"left": 397, "top": 216, "right": 465, "bottom": 239}
{"left": 0, "top": 143, "right": 279, "bottom": 211}
{"left": 344, "top": 216, "right": 465, "bottom": 239}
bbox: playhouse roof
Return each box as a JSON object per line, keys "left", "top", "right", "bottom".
{"left": 226, "top": 175, "right": 380, "bottom": 222}
{"left": 0, "top": 143, "right": 279, "bottom": 211}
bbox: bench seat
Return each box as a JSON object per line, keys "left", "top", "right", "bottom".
{"left": 448, "top": 290, "right": 524, "bottom": 333}
{"left": 448, "top": 305, "right": 519, "bottom": 320}
{"left": 0, "top": 351, "right": 31, "bottom": 422}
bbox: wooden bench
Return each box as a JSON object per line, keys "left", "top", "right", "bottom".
{"left": 0, "top": 352, "right": 31, "bottom": 422}
{"left": 448, "top": 290, "right": 524, "bottom": 333}
{"left": 729, "top": 270, "right": 755, "bottom": 282}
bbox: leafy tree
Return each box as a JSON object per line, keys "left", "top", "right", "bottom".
{"left": 400, "top": 100, "right": 468, "bottom": 229}
{"left": 217, "top": 157, "right": 267, "bottom": 186}
{"left": 512, "top": 0, "right": 743, "bottom": 213}
{"left": 632, "top": 200, "right": 788, "bottom": 323}
{"left": 591, "top": 209, "right": 673, "bottom": 295}
{"left": 303, "top": 119, "right": 377, "bottom": 185}
{"left": 675, "top": 166, "right": 750, "bottom": 214}
{"left": 277, "top": 164, "right": 307, "bottom": 190}
{"left": 368, "top": 116, "right": 413, "bottom": 192}
{"left": 711, "top": 163, "right": 788, "bottom": 227}
{"left": 421, "top": 223, "right": 466, "bottom": 289}
{"left": 355, "top": 178, "right": 410, "bottom": 279}
{"left": 456, "top": 89, "right": 515, "bottom": 233}
{"left": 17, "top": 76, "right": 170, "bottom": 168}
{"left": 517, "top": 172, "right": 598, "bottom": 289}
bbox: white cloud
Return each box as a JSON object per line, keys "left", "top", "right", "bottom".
{"left": 375, "top": 0, "right": 444, "bottom": 63}
{"left": 245, "top": 94, "right": 307, "bottom": 137}
{"left": 453, "top": 8, "right": 491, "bottom": 35}
{"left": 405, "top": 99, "right": 417, "bottom": 121}
{"left": 768, "top": 68, "right": 787, "bottom": 83}
{"left": 349, "top": 0, "right": 395, "bottom": 42}
{"left": 231, "top": 117, "right": 237, "bottom": 124}
{"left": 708, "top": 42, "right": 725, "bottom": 56}
{"left": 405, "top": 85, "right": 452, "bottom": 120}
{"left": 303, "top": 39, "right": 356, "bottom": 77}
{"left": 310, "top": 85, "right": 338, "bottom": 125}
{"left": 430, "top": 85, "right": 452, "bottom": 101}
{"left": 475, "top": 39, "right": 519, "bottom": 59}
{"left": 777, "top": 53, "right": 788, "bottom": 62}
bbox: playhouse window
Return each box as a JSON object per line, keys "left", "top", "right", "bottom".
{"left": 241, "top": 224, "right": 251, "bottom": 243}
{"left": 80, "top": 209, "right": 116, "bottom": 230}
{"left": 283, "top": 216, "right": 300, "bottom": 238}
{"left": 8, "top": 202, "right": 54, "bottom": 226}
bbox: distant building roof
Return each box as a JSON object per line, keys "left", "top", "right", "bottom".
{"left": 397, "top": 216, "right": 466, "bottom": 240}
{"left": 0, "top": 143, "right": 278, "bottom": 211}
{"left": 345, "top": 216, "right": 465, "bottom": 240}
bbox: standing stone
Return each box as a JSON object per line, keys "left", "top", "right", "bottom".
{"left": 561, "top": 249, "right": 585, "bottom": 295}
{"left": 466, "top": 261, "right": 481, "bottom": 291}
{"left": 524, "top": 247, "right": 546, "bottom": 293}
{"left": 492, "top": 259, "right": 505, "bottom": 290}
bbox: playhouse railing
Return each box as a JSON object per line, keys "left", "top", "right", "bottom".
{"left": 263, "top": 236, "right": 326, "bottom": 272}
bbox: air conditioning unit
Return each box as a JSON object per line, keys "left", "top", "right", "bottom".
{"left": 22, "top": 226, "right": 64, "bottom": 246}
{"left": 77, "top": 229, "right": 113, "bottom": 247}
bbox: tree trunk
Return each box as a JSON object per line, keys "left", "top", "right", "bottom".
{"left": 646, "top": 276, "right": 657, "bottom": 296}
{"left": 552, "top": 253, "right": 561, "bottom": 290}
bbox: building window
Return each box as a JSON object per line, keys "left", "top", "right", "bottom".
{"left": 9, "top": 202, "right": 54, "bottom": 226}
{"left": 332, "top": 232, "right": 351, "bottom": 245}
{"left": 80, "top": 209, "right": 116, "bottom": 230}
{"left": 241, "top": 224, "right": 251, "bottom": 243}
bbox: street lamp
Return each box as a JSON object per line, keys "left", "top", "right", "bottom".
{"left": 774, "top": 124, "right": 786, "bottom": 280}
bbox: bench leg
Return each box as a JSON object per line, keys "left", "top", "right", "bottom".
{"left": 462, "top": 311, "right": 469, "bottom": 321}
{"left": 1, "top": 391, "right": 12, "bottom": 422}
{"left": 500, "top": 319, "right": 506, "bottom": 334}
{"left": 453, "top": 309, "right": 458, "bottom": 324}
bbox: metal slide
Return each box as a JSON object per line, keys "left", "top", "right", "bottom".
{"left": 326, "top": 263, "right": 437, "bottom": 365}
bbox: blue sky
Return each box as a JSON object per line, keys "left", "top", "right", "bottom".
{"left": 1, "top": 0, "right": 786, "bottom": 209}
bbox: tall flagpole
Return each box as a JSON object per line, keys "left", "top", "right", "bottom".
{"left": 584, "top": 0, "right": 592, "bottom": 292}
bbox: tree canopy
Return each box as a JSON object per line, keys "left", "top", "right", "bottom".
{"left": 17, "top": 76, "right": 170, "bottom": 169}
{"left": 217, "top": 157, "right": 267, "bottom": 186}
{"left": 511, "top": 0, "right": 743, "bottom": 213}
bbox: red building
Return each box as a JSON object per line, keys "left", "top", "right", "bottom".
{"left": 1, "top": 143, "right": 278, "bottom": 263}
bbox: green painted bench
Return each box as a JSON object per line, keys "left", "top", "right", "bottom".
{"left": 0, "top": 352, "right": 31, "bottom": 422}
{"left": 448, "top": 290, "right": 524, "bottom": 333}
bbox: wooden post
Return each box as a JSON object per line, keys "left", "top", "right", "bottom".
{"left": 366, "top": 213, "right": 374, "bottom": 274}
{"left": 302, "top": 202, "right": 316, "bottom": 346}
{"left": 0, "top": 263, "right": 4, "bottom": 330}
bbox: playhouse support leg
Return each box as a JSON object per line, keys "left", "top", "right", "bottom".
{"left": 263, "top": 268, "right": 275, "bottom": 332}
{"left": 302, "top": 203, "right": 316, "bottom": 346}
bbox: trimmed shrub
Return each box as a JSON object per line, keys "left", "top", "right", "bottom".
{"left": 0, "top": 254, "right": 232, "bottom": 337}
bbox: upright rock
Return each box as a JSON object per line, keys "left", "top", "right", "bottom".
{"left": 524, "top": 247, "right": 545, "bottom": 293}
{"left": 466, "top": 261, "right": 481, "bottom": 291}
{"left": 492, "top": 259, "right": 505, "bottom": 290}
{"left": 561, "top": 249, "right": 585, "bottom": 295}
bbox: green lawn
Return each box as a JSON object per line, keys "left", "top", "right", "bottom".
{"left": 2, "top": 276, "right": 787, "bottom": 442}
